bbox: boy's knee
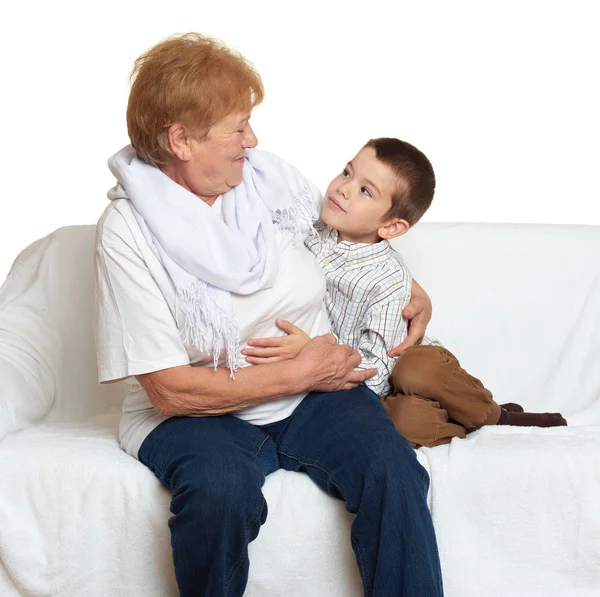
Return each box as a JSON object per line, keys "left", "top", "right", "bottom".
{"left": 391, "top": 345, "right": 455, "bottom": 395}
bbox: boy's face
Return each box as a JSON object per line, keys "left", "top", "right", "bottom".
{"left": 321, "top": 147, "right": 402, "bottom": 244}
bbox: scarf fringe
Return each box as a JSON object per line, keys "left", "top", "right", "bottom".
{"left": 271, "top": 182, "right": 319, "bottom": 245}
{"left": 180, "top": 281, "right": 241, "bottom": 378}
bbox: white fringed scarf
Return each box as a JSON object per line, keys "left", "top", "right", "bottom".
{"left": 107, "top": 145, "right": 319, "bottom": 375}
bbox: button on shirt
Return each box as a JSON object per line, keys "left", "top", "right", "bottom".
{"left": 305, "top": 226, "right": 412, "bottom": 396}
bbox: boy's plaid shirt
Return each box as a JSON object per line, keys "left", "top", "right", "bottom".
{"left": 305, "top": 225, "right": 412, "bottom": 396}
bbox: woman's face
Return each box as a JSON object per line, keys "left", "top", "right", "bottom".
{"left": 168, "top": 110, "right": 258, "bottom": 202}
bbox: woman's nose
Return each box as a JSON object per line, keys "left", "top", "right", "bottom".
{"left": 243, "top": 124, "right": 258, "bottom": 148}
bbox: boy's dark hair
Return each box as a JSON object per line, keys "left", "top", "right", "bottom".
{"left": 364, "top": 138, "right": 435, "bottom": 226}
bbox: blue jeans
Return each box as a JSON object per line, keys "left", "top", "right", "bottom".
{"left": 138, "top": 385, "right": 443, "bottom": 596}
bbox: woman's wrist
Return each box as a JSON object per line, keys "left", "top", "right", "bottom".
{"left": 283, "top": 357, "right": 313, "bottom": 394}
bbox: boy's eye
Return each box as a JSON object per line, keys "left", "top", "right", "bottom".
{"left": 342, "top": 169, "right": 350, "bottom": 178}
{"left": 361, "top": 187, "right": 372, "bottom": 197}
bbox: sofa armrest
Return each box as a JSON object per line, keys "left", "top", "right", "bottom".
{"left": 0, "top": 234, "right": 63, "bottom": 441}
{"left": 0, "top": 336, "right": 55, "bottom": 443}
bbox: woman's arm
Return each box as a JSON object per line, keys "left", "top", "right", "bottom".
{"left": 388, "top": 279, "right": 433, "bottom": 357}
{"left": 136, "top": 334, "right": 375, "bottom": 417}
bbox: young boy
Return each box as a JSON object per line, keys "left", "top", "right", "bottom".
{"left": 243, "top": 138, "right": 567, "bottom": 447}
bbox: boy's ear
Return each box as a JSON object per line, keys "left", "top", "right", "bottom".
{"left": 378, "top": 218, "right": 410, "bottom": 240}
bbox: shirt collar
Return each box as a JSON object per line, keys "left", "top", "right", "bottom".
{"left": 325, "top": 227, "right": 393, "bottom": 268}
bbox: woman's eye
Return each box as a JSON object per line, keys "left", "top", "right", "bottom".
{"left": 361, "top": 187, "right": 372, "bottom": 197}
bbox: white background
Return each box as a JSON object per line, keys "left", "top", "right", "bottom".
{"left": 0, "top": 0, "right": 598, "bottom": 283}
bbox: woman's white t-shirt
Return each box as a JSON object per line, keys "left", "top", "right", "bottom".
{"left": 94, "top": 197, "right": 331, "bottom": 459}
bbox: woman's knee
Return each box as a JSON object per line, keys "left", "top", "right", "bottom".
{"left": 364, "top": 425, "right": 430, "bottom": 489}
{"left": 170, "top": 454, "right": 265, "bottom": 526}
{"left": 357, "top": 420, "right": 421, "bottom": 470}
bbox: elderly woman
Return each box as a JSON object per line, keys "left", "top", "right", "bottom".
{"left": 95, "top": 33, "right": 443, "bottom": 597}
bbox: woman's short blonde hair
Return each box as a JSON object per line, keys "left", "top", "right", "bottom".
{"left": 127, "top": 32, "right": 264, "bottom": 167}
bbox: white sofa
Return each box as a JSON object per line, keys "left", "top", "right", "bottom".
{"left": 1, "top": 222, "right": 600, "bottom": 597}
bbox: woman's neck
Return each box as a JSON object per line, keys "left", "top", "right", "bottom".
{"left": 160, "top": 162, "right": 219, "bottom": 206}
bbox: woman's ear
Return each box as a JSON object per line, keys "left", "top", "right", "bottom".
{"left": 167, "top": 124, "right": 194, "bottom": 161}
{"left": 378, "top": 218, "right": 410, "bottom": 240}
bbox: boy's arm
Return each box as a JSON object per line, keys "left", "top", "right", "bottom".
{"left": 356, "top": 293, "right": 410, "bottom": 396}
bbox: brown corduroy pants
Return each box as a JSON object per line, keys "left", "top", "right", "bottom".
{"left": 381, "top": 345, "right": 501, "bottom": 448}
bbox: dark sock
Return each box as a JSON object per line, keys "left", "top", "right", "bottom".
{"left": 497, "top": 408, "right": 567, "bottom": 427}
{"left": 500, "top": 402, "right": 524, "bottom": 413}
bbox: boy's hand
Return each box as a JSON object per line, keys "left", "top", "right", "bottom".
{"left": 243, "top": 319, "right": 310, "bottom": 364}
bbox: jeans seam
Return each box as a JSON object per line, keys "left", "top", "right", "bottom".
{"left": 224, "top": 554, "right": 247, "bottom": 596}
{"left": 224, "top": 434, "right": 272, "bottom": 594}
{"left": 138, "top": 452, "right": 170, "bottom": 489}
{"left": 253, "top": 434, "right": 272, "bottom": 462}
{"left": 351, "top": 533, "right": 373, "bottom": 597}
{"left": 278, "top": 448, "right": 358, "bottom": 513}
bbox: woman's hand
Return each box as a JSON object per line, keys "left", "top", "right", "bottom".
{"left": 388, "top": 279, "right": 433, "bottom": 357}
{"left": 296, "top": 334, "right": 377, "bottom": 392}
{"left": 243, "top": 320, "right": 311, "bottom": 364}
